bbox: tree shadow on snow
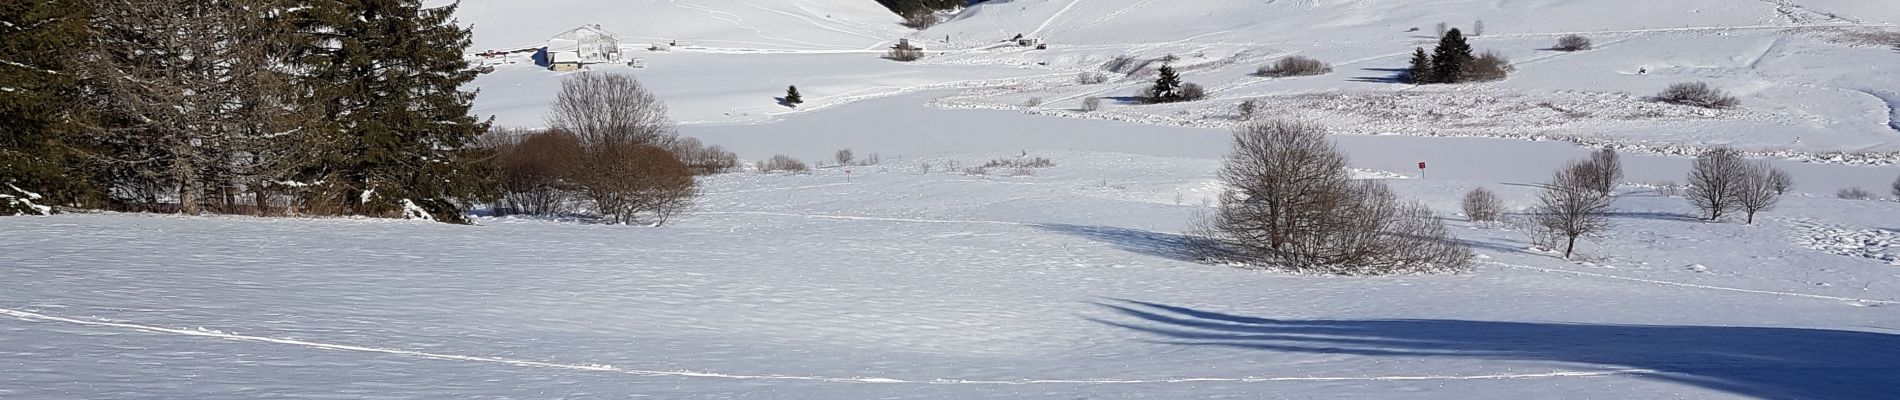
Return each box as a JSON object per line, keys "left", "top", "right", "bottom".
{"left": 1035, "top": 224, "right": 1203, "bottom": 262}
{"left": 1087, "top": 298, "right": 1900, "bottom": 400}
{"left": 1347, "top": 67, "right": 1410, "bottom": 84}
{"left": 774, "top": 97, "right": 797, "bottom": 108}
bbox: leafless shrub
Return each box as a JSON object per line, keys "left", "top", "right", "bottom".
{"left": 963, "top": 166, "right": 989, "bottom": 176}
{"left": 758, "top": 155, "right": 809, "bottom": 173}
{"left": 1473, "top": 20, "right": 1485, "bottom": 36}
{"left": 1554, "top": 34, "right": 1593, "bottom": 51}
{"left": 1178, "top": 83, "right": 1208, "bottom": 101}
{"left": 1735, "top": 161, "right": 1785, "bottom": 224}
{"left": 1003, "top": 167, "right": 1036, "bottom": 177}
{"left": 575, "top": 143, "right": 697, "bottom": 226}
{"left": 1200, "top": 120, "right": 1472, "bottom": 275}
{"left": 1686, "top": 147, "right": 1746, "bottom": 220}
{"left": 1655, "top": 82, "right": 1739, "bottom": 109}
{"left": 1655, "top": 181, "right": 1684, "bottom": 197}
{"left": 1436, "top": 22, "right": 1449, "bottom": 38}
{"left": 901, "top": 10, "right": 939, "bottom": 29}
{"left": 1024, "top": 97, "right": 1043, "bottom": 107}
{"left": 1463, "top": 51, "right": 1515, "bottom": 82}
{"left": 1533, "top": 160, "right": 1615, "bottom": 259}
{"left": 1082, "top": 96, "right": 1102, "bottom": 112}
{"left": 1077, "top": 71, "right": 1109, "bottom": 84}
{"left": 1462, "top": 187, "right": 1504, "bottom": 224}
{"left": 1507, "top": 210, "right": 1566, "bottom": 252}
{"left": 1838, "top": 187, "right": 1872, "bottom": 200}
{"left": 917, "top": 161, "right": 932, "bottom": 174}
{"left": 862, "top": 153, "right": 881, "bottom": 166}
{"left": 1256, "top": 56, "right": 1333, "bottom": 77}
{"left": 1237, "top": 99, "right": 1262, "bottom": 120}
{"left": 885, "top": 47, "right": 925, "bottom": 62}
{"left": 667, "top": 137, "right": 738, "bottom": 175}
{"left": 981, "top": 157, "right": 1055, "bottom": 169}
{"left": 490, "top": 129, "right": 582, "bottom": 216}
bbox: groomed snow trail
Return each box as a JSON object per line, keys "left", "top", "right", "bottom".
{"left": 0, "top": 307, "right": 1657, "bottom": 385}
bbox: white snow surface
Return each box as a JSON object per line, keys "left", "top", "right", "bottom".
{"left": 7, "top": 151, "right": 1900, "bottom": 398}
{"left": 10, "top": 1, "right": 1900, "bottom": 398}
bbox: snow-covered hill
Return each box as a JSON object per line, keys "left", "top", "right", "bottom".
{"left": 462, "top": 0, "right": 1900, "bottom": 161}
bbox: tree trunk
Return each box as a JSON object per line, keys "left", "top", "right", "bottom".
{"left": 1564, "top": 235, "right": 1577, "bottom": 259}
{"left": 174, "top": 141, "right": 201, "bottom": 215}
{"left": 1746, "top": 211, "right": 1755, "bottom": 224}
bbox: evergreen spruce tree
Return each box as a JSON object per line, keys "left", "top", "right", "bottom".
{"left": 299, "top": 0, "right": 495, "bottom": 223}
{"left": 1431, "top": 28, "right": 1474, "bottom": 84}
{"left": 0, "top": 0, "right": 90, "bottom": 214}
{"left": 786, "top": 85, "right": 803, "bottom": 105}
{"left": 1150, "top": 64, "right": 1182, "bottom": 103}
{"left": 1406, "top": 47, "right": 1434, "bottom": 84}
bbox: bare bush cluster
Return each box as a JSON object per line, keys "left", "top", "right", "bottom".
{"left": 1463, "top": 51, "right": 1516, "bottom": 82}
{"left": 1554, "top": 34, "right": 1593, "bottom": 51}
{"left": 900, "top": 9, "right": 939, "bottom": 29}
{"left": 1199, "top": 120, "right": 1472, "bottom": 275}
{"left": 495, "top": 72, "right": 705, "bottom": 226}
{"left": 758, "top": 155, "right": 810, "bottom": 173}
{"left": 1076, "top": 71, "right": 1110, "bottom": 84}
{"left": 1024, "top": 97, "right": 1043, "bottom": 107}
{"left": 1178, "top": 83, "right": 1208, "bottom": 101}
{"left": 1838, "top": 187, "right": 1872, "bottom": 200}
{"left": 1685, "top": 147, "right": 1788, "bottom": 223}
{"left": 1462, "top": 187, "right": 1504, "bottom": 224}
{"left": 1082, "top": 96, "right": 1103, "bottom": 112}
{"left": 1256, "top": 56, "right": 1333, "bottom": 77}
{"left": 981, "top": 157, "right": 1055, "bottom": 169}
{"left": 1237, "top": 99, "right": 1261, "bottom": 120}
{"left": 886, "top": 46, "right": 925, "bottom": 62}
{"left": 1655, "top": 82, "right": 1739, "bottom": 109}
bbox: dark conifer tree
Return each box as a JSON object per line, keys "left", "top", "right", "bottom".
{"left": 297, "top": 0, "right": 495, "bottom": 223}
{"left": 0, "top": 0, "right": 91, "bottom": 214}
{"left": 1407, "top": 47, "right": 1434, "bottom": 84}
{"left": 1431, "top": 28, "right": 1474, "bottom": 84}
{"left": 1149, "top": 64, "right": 1182, "bottom": 103}
{"left": 786, "top": 85, "right": 803, "bottom": 105}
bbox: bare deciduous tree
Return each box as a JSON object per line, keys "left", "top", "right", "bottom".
{"left": 1735, "top": 161, "right": 1785, "bottom": 224}
{"left": 835, "top": 148, "right": 855, "bottom": 166}
{"left": 1581, "top": 148, "right": 1623, "bottom": 196}
{"left": 1769, "top": 168, "right": 1793, "bottom": 195}
{"left": 548, "top": 72, "right": 674, "bottom": 147}
{"left": 575, "top": 143, "right": 696, "bottom": 226}
{"left": 1462, "top": 187, "right": 1504, "bottom": 224}
{"left": 758, "top": 155, "right": 809, "bottom": 173}
{"left": 1534, "top": 161, "right": 1614, "bottom": 259}
{"left": 1686, "top": 147, "right": 1746, "bottom": 220}
{"left": 1205, "top": 120, "right": 1471, "bottom": 274}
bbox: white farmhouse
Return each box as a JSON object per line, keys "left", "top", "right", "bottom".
{"left": 540, "top": 24, "right": 622, "bottom": 71}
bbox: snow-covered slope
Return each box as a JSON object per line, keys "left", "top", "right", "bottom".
{"left": 446, "top": 0, "right": 904, "bottom": 52}
{"left": 464, "top": 0, "right": 1900, "bottom": 162}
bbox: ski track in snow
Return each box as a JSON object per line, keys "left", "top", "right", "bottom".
{"left": 0, "top": 307, "right": 1658, "bottom": 385}
{"left": 1028, "top": 0, "right": 1085, "bottom": 38}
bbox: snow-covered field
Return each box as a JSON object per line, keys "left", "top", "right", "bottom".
{"left": 9, "top": 0, "right": 1900, "bottom": 398}
{"left": 6, "top": 153, "right": 1900, "bottom": 399}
